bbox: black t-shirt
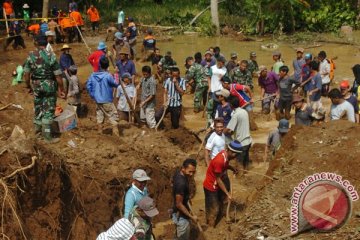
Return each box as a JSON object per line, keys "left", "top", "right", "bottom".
{"left": 150, "top": 54, "right": 162, "bottom": 65}
{"left": 172, "top": 170, "right": 190, "bottom": 218}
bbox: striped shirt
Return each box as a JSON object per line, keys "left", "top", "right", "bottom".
{"left": 96, "top": 218, "right": 135, "bottom": 240}
{"left": 164, "top": 77, "right": 186, "bottom": 107}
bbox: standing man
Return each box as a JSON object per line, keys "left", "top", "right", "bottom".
{"left": 207, "top": 56, "right": 227, "bottom": 125}
{"left": 340, "top": 80, "right": 359, "bottom": 123}
{"left": 124, "top": 169, "right": 151, "bottom": 219}
{"left": 247, "top": 52, "right": 259, "bottom": 77}
{"left": 226, "top": 52, "right": 238, "bottom": 73}
{"left": 138, "top": 66, "right": 157, "bottom": 129}
{"left": 263, "top": 119, "right": 289, "bottom": 162}
{"left": 201, "top": 50, "right": 216, "bottom": 69}
{"left": 4, "top": 20, "right": 26, "bottom": 51}
{"left": 186, "top": 52, "right": 209, "bottom": 113}
{"left": 116, "top": 73, "right": 136, "bottom": 122}
{"left": 300, "top": 53, "right": 312, "bottom": 98}
{"left": 205, "top": 118, "right": 226, "bottom": 166}
{"left": 293, "top": 48, "right": 305, "bottom": 82}
{"left": 60, "top": 44, "right": 75, "bottom": 73}
{"left": 214, "top": 89, "right": 232, "bottom": 127}
{"left": 276, "top": 66, "right": 299, "bottom": 120}
{"left": 224, "top": 97, "right": 252, "bottom": 170}
{"left": 87, "top": 4, "right": 100, "bottom": 35}
{"left": 116, "top": 47, "right": 136, "bottom": 83}
{"left": 203, "top": 140, "right": 241, "bottom": 227}
{"left": 3, "top": 0, "right": 14, "bottom": 19}
{"left": 328, "top": 88, "right": 355, "bottom": 122}
{"left": 86, "top": 58, "right": 120, "bottom": 136}
{"left": 156, "top": 67, "right": 186, "bottom": 129}
{"left": 172, "top": 159, "right": 198, "bottom": 240}
{"left": 70, "top": 8, "right": 84, "bottom": 43}
{"left": 318, "top": 51, "right": 331, "bottom": 97}
{"left": 88, "top": 41, "right": 107, "bottom": 72}
{"left": 292, "top": 95, "right": 314, "bottom": 126}
{"left": 229, "top": 60, "right": 253, "bottom": 89}
{"left": 158, "top": 51, "right": 177, "bottom": 81}
{"left": 24, "top": 36, "right": 65, "bottom": 143}
{"left": 272, "top": 51, "right": 284, "bottom": 75}
{"left": 306, "top": 61, "right": 323, "bottom": 118}
{"left": 258, "top": 66, "right": 279, "bottom": 114}
{"left": 221, "top": 76, "right": 253, "bottom": 112}
{"left": 142, "top": 28, "right": 156, "bottom": 62}
{"left": 117, "top": 9, "right": 125, "bottom": 32}
{"left": 128, "top": 196, "right": 159, "bottom": 240}
{"left": 45, "top": 31, "right": 55, "bottom": 53}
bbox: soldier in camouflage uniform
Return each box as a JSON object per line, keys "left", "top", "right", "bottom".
{"left": 24, "top": 36, "right": 65, "bottom": 143}
{"left": 229, "top": 60, "right": 254, "bottom": 89}
{"left": 158, "top": 51, "right": 177, "bottom": 82}
{"left": 186, "top": 52, "right": 209, "bottom": 113}
{"left": 247, "top": 52, "right": 259, "bottom": 77}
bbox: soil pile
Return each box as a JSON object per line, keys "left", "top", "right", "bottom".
{"left": 232, "top": 121, "right": 360, "bottom": 240}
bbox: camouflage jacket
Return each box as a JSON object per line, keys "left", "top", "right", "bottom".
{"left": 185, "top": 62, "right": 208, "bottom": 87}
{"left": 247, "top": 60, "right": 259, "bottom": 75}
{"left": 23, "top": 48, "right": 62, "bottom": 80}
{"left": 229, "top": 67, "right": 253, "bottom": 88}
{"left": 128, "top": 206, "right": 152, "bottom": 240}
{"left": 159, "top": 57, "right": 177, "bottom": 72}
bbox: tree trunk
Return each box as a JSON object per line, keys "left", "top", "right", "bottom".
{"left": 42, "top": 0, "right": 49, "bottom": 18}
{"left": 210, "top": 0, "right": 220, "bottom": 35}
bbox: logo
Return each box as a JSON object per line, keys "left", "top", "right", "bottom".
{"left": 290, "top": 172, "right": 358, "bottom": 234}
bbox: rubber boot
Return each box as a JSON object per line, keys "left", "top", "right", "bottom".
{"left": 42, "top": 119, "right": 60, "bottom": 144}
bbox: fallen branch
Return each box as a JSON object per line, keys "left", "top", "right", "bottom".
{"left": 242, "top": 169, "right": 274, "bottom": 180}
{"left": 0, "top": 103, "right": 13, "bottom": 111}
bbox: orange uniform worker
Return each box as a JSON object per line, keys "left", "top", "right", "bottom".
{"left": 3, "top": 0, "right": 14, "bottom": 18}
{"left": 69, "top": 9, "right": 84, "bottom": 43}
{"left": 28, "top": 24, "right": 40, "bottom": 35}
{"left": 87, "top": 5, "right": 100, "bottom": 34}
{"left": 60, "top": 16, "right": 75, "bottom": 43}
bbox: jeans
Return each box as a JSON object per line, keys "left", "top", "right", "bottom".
{"left": 172, "top": 213, "right": 190, "bottom": 240}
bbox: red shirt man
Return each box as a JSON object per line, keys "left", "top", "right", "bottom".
{"left": 88, "top": 42, "right": 107, "bottom": 72}
{"left": 202, "top": 140, "right": 241, "bottom": 227}
{"left": 221, "top": 76, "right": 253, "bottom": 108}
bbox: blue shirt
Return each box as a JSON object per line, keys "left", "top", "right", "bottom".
{"left": 301, "top": 64, "right": 311, "bottom": 91}
{"left": 86, "top": 71, "right": 119, "bottom": 103}
{"left": 59, "top": 53, "right": 74, "bottom": 71}
{"left": 308, "top": 73, "right": 322, "bottom": 101}
{"left": 164, "top": 77, "right": 186, "bottom": 107}
{"left": 40, "top": 23, "right": 49, "bottom": 36}
{"left": 124, "top": 184, "right": 148, "bottom": 218}
{"left": 216, "top": 102, "right": 232, "bottom": 126}
{"left": 293, "top": 58, "right": 305, "bottom": 81}
{"left": 116, "top": 59, "right": 136, "bottom": 77}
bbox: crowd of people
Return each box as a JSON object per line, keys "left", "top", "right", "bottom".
{"left": 9, "top": 1, "right": 360, "bottom": 239}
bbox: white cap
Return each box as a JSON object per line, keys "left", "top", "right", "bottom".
{"left": 132, "top": 169, "right": 151, "bottom": 181}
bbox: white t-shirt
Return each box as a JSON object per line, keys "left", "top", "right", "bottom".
{"left": 319, "top": 59, "right": 330, "bottom": 85}
{"left": 227, "top": 107, "right": 252, "bottom": 146}
{"left": 330, "top": 101, "right": 355, "bottom": 122}
{"left": 210, "top": 65, "right": 227, "bottom": 93}
{"left": 205, "top": 132, "right": 225, "bottom": 160}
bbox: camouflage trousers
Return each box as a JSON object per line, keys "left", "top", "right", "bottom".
{"left": 32, "top": 79, "right": 57, "bottom": 125}
{"left": 194, "top": 84, "right": 208, "bottom": 111}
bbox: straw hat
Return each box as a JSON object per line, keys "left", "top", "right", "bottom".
{"left": 119, "top": 47, "right": 131, "bottom": 55}
{"left": 61, "top": 44, "right": 71, "bottom": 51}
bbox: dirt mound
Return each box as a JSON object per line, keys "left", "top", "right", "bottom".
{"left": 232, "top": 121, "right": 360, "bottom": 240}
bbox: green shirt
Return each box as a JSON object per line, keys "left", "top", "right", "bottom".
{"left": 229, "top": 67, "right": 253, "bottom": 88}
{"left": 23, "top": 48, "right": 62, "bottom": 80}
{"left": 159, "top": 57, "right": 177, "bottom": 71}
{"left": 186, "top": 62, "right": 208, "bottom": 87}
{"left": 273, "top": 61, "right": 284, "bottom": 74}
{"left": 247, "top": 59, "right": 258, "bottom": 75}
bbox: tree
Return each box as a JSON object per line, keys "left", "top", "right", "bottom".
{"left": 211, "top": 0, "right": 220, "bottom": 35}
{"left": 42, "top": 0, "right": 49, "bottom": 18}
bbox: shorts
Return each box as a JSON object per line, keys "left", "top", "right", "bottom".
{"left": 172, "top": 214, "right": 190, "bottom": 240}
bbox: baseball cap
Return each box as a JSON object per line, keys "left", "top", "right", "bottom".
{"left": 278, "top": 119, "right": 289, "bottom": 133}
{"left": 221, "top": 76, "right": 231, "bottom": 84}
{"left": 114, "top": 32, "right": 123, "bottom": 40}
{"left": 304, "top": 53, "right": 312, "bottom": 60}
{"left": 217, "top": 56, "right": 226, "bottom": 63}
{"left": 228, "top": 140, "right": 242, "bottom": 153}
{"left": 215, "top": 88, "right": 230, "bottom": 98}
{"left": 137, "top": 197, "right": 159, "bottom": 217}
{"left": 296, "top": 47, "right": 304, "bottom": 53}
{"left": 132, "top": 169, "right": 151, "bottom": 181}
{"left": 250, "top": 52, "right": 256, "bottom": 57}
{"left": 259, "top": 65, "right": 267, "bottom": 72}
{"left": 122, "top": 72, "right": 132, "bottom": 80}
{"left": 340, "top": 80, "right": 350, "bottom": 89}
{"left": 272, "top": 51, "right": 281, "bottom": 56}
{"left": 204, "top": 50, "right": 213, "bottom": 56}
{"left": 230, "top": 52, "right": 237, "bottom": 58}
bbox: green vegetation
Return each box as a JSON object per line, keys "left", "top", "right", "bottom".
{"left": 98, "top": 0, "right": 360, "bottom": 36}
